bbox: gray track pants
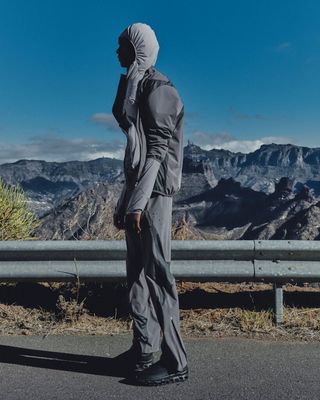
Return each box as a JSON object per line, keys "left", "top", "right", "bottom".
{"left": 124, "top": 190, "right": 188, "bottom": 371}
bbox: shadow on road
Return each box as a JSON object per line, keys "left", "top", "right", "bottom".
{"left": 0, "top": 343, "right": 139, "bottom": 383}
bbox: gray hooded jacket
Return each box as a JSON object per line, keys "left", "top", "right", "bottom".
{"left": 112, "top": 25, "right": 184, "bottom": 217}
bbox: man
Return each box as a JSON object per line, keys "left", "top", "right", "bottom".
{"left": 112, "top": 22, "right": 188, "bottom": 386}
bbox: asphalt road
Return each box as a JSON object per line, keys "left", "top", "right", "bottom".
{"left": 0, "top": 334, "right": 319, "bottom": 399}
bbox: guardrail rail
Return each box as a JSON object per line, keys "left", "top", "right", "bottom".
{"left": 1, "top": 239, "right": 320, "bottom": 324}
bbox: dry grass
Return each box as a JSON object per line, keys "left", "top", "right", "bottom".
{"left": 1, "top": 281, "right": 320, "bottom": 342}
{"left": 1, "top": 212, "right": 320, "bottom": 340}
{"left": 0, "top": 302, "right": 131, "bottom": 337}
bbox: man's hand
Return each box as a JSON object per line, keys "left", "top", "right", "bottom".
{"left": 125, "top": 212, "right": 142, "bottom": 234}
{"left": 113, "top": 212, "right": 125, "bottom": 230}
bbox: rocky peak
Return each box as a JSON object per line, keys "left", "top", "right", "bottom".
{"left": 275, "top": 177, "right": 294, "bottom": 195}
{"left": 215, "top": 177, "right": 242, "bottom": 193}
{"left": 245, "top": 143, "right": 311, "bottom": 167}
{"left": 267, "top": 177, "right": 294, "bottom": 202}
{"left": 184, "top": 140, "right": 204, "bottom": 156}
{"left": 294, "top": 184, "right": 314, "bottom": 202}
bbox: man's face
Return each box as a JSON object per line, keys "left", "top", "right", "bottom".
{"left": 116, "top": 37, "right": 136, "bottom": 68}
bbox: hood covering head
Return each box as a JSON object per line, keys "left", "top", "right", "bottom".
{"left": 119, "top": 22, "right": 160, "bottom": 106}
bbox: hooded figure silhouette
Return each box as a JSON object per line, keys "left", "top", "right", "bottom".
{"left": 115, "top": 23, "right": 160, "bottom": 171}
{"left": 112, "top": 22, "right": 189, "bottom": 386}
{"left": 120, "top": 23, "right": 159, "bottom": 105}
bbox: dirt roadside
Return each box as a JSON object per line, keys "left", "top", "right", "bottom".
{"left": 1, "top": 281, "right": 320, "bottom": 342}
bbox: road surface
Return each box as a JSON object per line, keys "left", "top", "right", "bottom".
{"left": 0, "top": 334, "right": 319, "bottom": 399}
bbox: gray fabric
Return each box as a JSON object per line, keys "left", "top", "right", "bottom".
{"left": 125, "top": 193, "right": 188, "bottom": 371}
{"left": 119, "top": 22, "right": 159, "bottom": 105}
{"left": 112, "top": 66, "right": 185, "bottom": 208}
{"left": 125, "top": 157, "right": 161, "bottom": 214}
{"left": 143, "top": 84, "right": 183, "bottom": 162}
{"left": 113, "top": 32, "right": 188, "bottom": 369}
{"left": 114, "top": 180, "right": 127, "bottom": 215}
{"left": 124, "top": 83, "right": 183, "bottom": 214}
{"left": 122, "top": 123, "right": 140, "bottom": 170}
{"left": 117, "top": 23, "right": 160, "bottom": 172}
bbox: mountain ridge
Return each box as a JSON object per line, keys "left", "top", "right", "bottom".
{"left": 1, "top": 142, "right": 320, "bottom": 208}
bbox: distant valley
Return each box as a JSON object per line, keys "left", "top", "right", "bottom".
{"left": 1, "top": 142, "right": 320, "bottom": 240}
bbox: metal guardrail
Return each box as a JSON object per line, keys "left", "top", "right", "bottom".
{"left": 0, "top": 239, "right": 320, "bottom": 324}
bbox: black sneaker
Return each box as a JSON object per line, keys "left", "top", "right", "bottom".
{"left": 134, "top": 359, "right": 188, "bottom": 386}
{"left": 113, "top": 344, "right": 154, "bottom": 376}
{"left": 133, "top": 352, "right": 154, "bottom": 373}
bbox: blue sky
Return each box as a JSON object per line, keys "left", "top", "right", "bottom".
{"left": 0, "top": 0, "right": 319, "bottom": 164}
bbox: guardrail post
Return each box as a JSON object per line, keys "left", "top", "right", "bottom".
{"left": 273, "top": 282, "right": 283, "bottom": 325}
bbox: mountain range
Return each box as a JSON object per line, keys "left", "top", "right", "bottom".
{"left": 1, "top": 142, "right": 320, "bottom": 240}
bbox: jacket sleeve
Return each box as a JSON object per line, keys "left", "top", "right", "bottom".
{"left": 114, "top": 180, "right": 127, "bottom": 215}
{"left": 125, "top": 84, "right": 183, "bottom": 214}
{"left": 144, "top": 84, "right": 183, "bottom": 162}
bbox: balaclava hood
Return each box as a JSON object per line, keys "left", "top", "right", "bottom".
{"left": 113, "top": 22, "right": 159, "bottom": 172}
{"left": 119, "top": 22, "right": 160, "bottom": 107}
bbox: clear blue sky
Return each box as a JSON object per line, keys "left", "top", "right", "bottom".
{"left": 0, "top": 0, "right": 319, "bottom": 163}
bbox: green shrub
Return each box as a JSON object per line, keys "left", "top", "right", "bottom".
{"left": 0, "top": 177, "right": 40, "bottom": 240}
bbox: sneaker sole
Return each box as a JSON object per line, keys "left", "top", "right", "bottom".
{"left": 135, "top": 368, "right": 189, "bottom": 386}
